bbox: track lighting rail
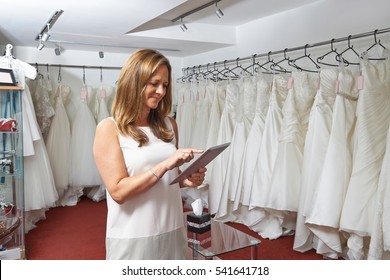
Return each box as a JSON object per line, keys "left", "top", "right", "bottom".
{"left": 171, "top": 0, "right": 221, "bottom": 22}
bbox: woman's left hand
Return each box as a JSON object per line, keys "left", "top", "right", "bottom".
{"left": 184, "top": 167, "right": 207, "bottom": 188}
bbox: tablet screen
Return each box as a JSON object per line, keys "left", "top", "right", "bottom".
{"left": 169, "top": 142, "right": 230, "bottom": 185}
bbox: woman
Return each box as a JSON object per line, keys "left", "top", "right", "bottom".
{"left": 93, "top": 48, "right": 206, "bottom": 259}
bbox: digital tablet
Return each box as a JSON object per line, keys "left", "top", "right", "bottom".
{"left": 170, "top": 142, "right": 230, "bottom": 185}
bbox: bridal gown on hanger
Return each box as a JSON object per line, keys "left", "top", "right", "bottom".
{"left": 233, "top": 74, "right": 271, "bottom": 226}
{"left": 177, "top": 81, "right": 196, "bottom": 149}
{"left": 86, "top": 86, "right": 110, "bottom": 202}
{"left": 266, "top": 71, "right": 318, "bottom": 232}
{"left": 45, "top": 84, "right": 72, "bottom": 204}
{"left": 340, "top": 58, "right": 390, "bottom": 260}
{"left": 177, "top": 81, "right": 198, "bottom": 208}
{"left": 27, "top": 75, "right": 55, "bottom": 140}
{"left": 220, "top": 74, "right": 257, "bottom": 221}
{"left": 304, "top": 68, "right": 359, "bottom": 259}
{"left": 68, "top": 85, "right": 101, "bottom": 205}
{"left": 204, "top": 81, "right": 226, "bottom": 187}
{"left": 173, "top": 81, "right": 186, "bottom": 133}
{"left": 209, "top": 79, "right": 238, "bottom": 218}
{"left": 247, "top": 74, "right": 289, "bottom": 239}
{"left": 369, "top": 113, "right": 390, "bottom": 260}
{"left": 293, "top": 68, "right": 338, "bottom": 254}
{"left": 186, "top": 79, "right": 214, "bottom": 208}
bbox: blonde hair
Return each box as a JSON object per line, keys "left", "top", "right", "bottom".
{"left": 111, "top": 48, "right": 174, "bottom": 146}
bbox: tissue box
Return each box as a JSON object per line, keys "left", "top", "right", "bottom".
{"left": 187, "top": 212, "right": 211, "bottom": 234}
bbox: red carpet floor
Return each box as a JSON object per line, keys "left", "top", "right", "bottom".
{"left": 25, "top": 196, "right": 322, "bottom": 260}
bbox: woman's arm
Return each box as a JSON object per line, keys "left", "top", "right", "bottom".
{"left": 93, "top": 119, "right": 168, "bottom": 204}
{"left": 93, "top": 117, "right": 203, "bottom": 204}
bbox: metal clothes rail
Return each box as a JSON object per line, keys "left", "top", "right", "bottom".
{"left": 32, "top": 63, "right": 122, "bottom": 70}
{"left": 182, "top": 27, "right": 390, "bottom": 72}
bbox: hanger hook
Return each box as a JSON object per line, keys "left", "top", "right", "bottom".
{"left": 267, "top": 51, "right": 272, "bottom": 62}
{"left": 330, "top": 39, "right": 335, "bottom": 50}
{"left": 348, "top": 35, "right": 352, "bottom": 48}
{"left": 283, "top": 48, "right": 288, "bottom": 59}
{"left": 82, "top": 65, "right": 86, "bottom": 85}
{"left": 236, "top": 57, "right": 240, "bottom": 67}
{"left": 224, "top": 60, "right": 228, "bottom": 68}
{"left": 304, "top": 44, "right": 309, "bottom": 56}
{"left": 58, "top": 65, "right": 62, "bottom": 83}
{"left": 374, "top": 29, "right": 379, "bottom": 43}
{"left": 206, "top": 63, "right": 210, "bottom": 71}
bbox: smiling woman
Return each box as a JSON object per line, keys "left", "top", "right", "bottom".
{"left": 93, "top": 48, "right": 206, "bottom": 260}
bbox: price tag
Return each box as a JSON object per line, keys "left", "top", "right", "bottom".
{"left": 357, "top": 75, "right": 364, "bottom": 90}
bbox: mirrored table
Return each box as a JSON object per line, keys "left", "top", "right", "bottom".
{"left": 184, "top": 212, "right": 261, "bottom": 260}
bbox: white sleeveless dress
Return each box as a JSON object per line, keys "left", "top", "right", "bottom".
{"left": 246, "top": 75, "right": 289, "bottom": 239}
{"left": 304, "top": 69, "right": 359, "bottom": 259}
{"left": 369, "top": 116, "right": 390, "bottom": 260}
{"left": 266, "top": 72, "right": 318, "bottom": 234}
{"left": 105, "top": 117, "right": 187, "bottom": 260}
{"left": 293, "top": 68, "right": 338, "bottom": 254}
{"left": 340, "top": 59, "right": 390, "bottom": 260}
{"left": 209, "top": 80, "right": 239, "bottom": 219}
{"left": 233, "top": 75, "right": 271, "bottom": 226}
{"left": 45, "top": 85, "right": 72, "bottom": 201}
{"left": 86, "top": 86, "right": 110, "bottom": 202}
{"left": 221, "top": 75, "right": 257, "bottom": 220}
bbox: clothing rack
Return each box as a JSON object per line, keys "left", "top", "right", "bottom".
{"left": 182, "top": 27, "right": 390, "bottom": 72}
{"left": 32, "top": 63, "right": 122, "bottom": 70}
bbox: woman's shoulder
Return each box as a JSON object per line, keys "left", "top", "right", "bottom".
{"left": 96, "top": 117, "right": 118, "bottom": 134}
{"left": 165, "top": 115, "right": 177, "bottom": 128}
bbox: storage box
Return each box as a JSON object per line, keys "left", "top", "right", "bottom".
{"left": 187, "top": 212, "right": 211, "bottom": 234}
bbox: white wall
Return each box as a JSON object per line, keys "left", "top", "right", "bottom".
{"left": 181, "top": 0, "right": 390, "bottom": 72}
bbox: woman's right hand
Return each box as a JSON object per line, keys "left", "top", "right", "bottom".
{"left": 165, "top": 148, "right": 203, "bottom": 170}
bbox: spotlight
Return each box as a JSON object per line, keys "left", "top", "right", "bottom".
{"left": 41, "top": 32, "right": 50, "bottom": 42}
{"left": 37, "top": 42, "right": 45, "bottom": 50}
{"left": 55, "top": 47, "right": 61, "bottom": 56}
{"left": 215, "top": 2, "right": 224, "bottom": 18}
{"left": 99, "top": 51, "right": 104, "bottom": 58}
{"left": 37, "top": 35, "right": 45, "bottom": 50}
{"left": 180, "top": 18, "right": 188, "bottom": 32}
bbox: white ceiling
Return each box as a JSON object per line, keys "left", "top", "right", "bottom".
{"left": 0, "top": 0, "right": 318, "bottom": 57}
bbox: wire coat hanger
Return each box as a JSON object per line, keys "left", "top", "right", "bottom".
{"left": 317, "top": 39, "right": 349, "bottom": 67}
{"left": 270, "top": 48, "right": 295, "bottom": 73}
{"left": 364, "top": 29, "right": 387, "bottom": 60}
{"left": 336, "top": 35, "right": 361, "bottom": 65}
{"left": 289, "top": 44, "right": 321, "bottom": 73}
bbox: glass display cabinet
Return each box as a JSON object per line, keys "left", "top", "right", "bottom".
{"left": 0, "top": 85, "right": 25, "bottom": 260}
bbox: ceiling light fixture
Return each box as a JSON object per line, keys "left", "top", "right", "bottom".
{"left": 54, "top": 42, "right": 61, "bottom": 55}
{"left": 180, "top": 18, "right": 188, "bottom": 32}
{"left": 37, "top": 34, "right": 45, "bottom": 50}
{"left": 171, "top": 0, "right": 223, "bottom": 26}
{"left": 35, "top": 10, "right": 64, "bottom": 42}
{"left": 215, "top": 2, "right": 224, "bottom": 18}
{"left": 41, "top": 24, "right": 51, "bottom": 42}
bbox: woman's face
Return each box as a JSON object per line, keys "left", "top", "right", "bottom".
{"left": 143, "top": 65, "right": 169, "bottom": 110}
